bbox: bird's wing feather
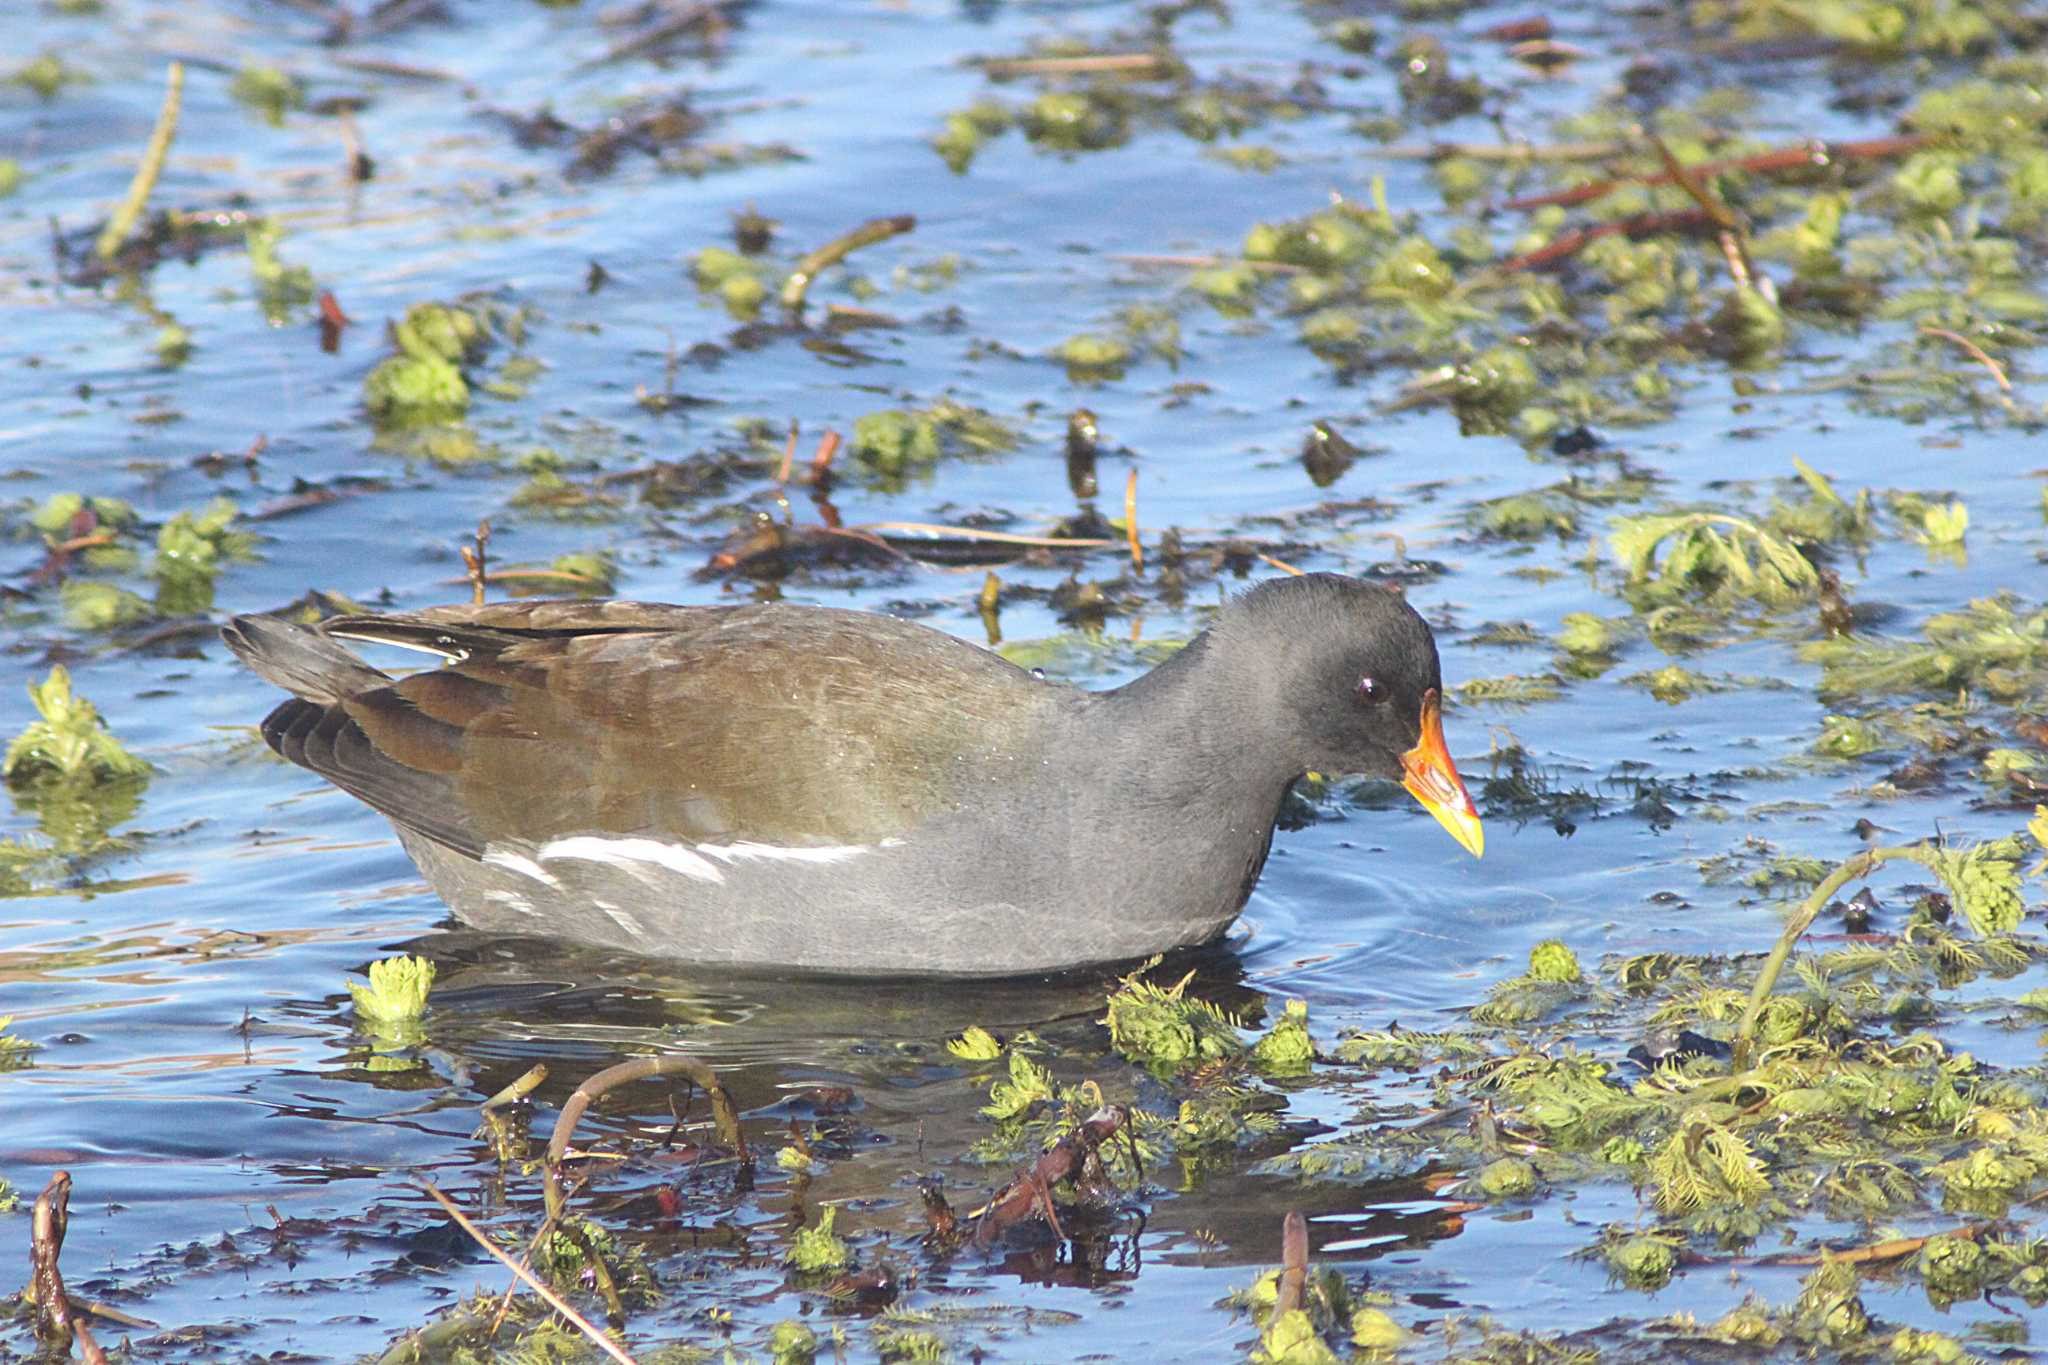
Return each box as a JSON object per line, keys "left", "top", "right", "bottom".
{"left": 244, "top": 601, "right": 1059, "bottom": 859}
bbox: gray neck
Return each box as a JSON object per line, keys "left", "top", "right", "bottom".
{"left": 1052, "top": 632, "right": 1301, "bottom": 852}
{"left": 1098, "top": 631, "right": 1301, "bottom": 787}
{"left": 1026, "top": 631, "right": 1299, "bottom": 932}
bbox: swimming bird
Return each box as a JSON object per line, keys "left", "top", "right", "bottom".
{"left": 223, "top": 572, "right": 1481, "bottom": 975}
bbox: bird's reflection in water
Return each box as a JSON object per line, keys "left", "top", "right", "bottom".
{"left": 363, "top": 929, "right": 1467, "bottom": 1294}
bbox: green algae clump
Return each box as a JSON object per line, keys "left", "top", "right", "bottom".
{"left": 1255, "top": 1309, "right": 1340, "bottom": 1365}
{"left": 768, "top": 1320, "right": 818, "bottom": 1363}
{"left": 1056, "top": 332, "right": 1133, "bottom": 376}
{"left": 349, "top": 955, "right": 436, "bottom": 1026}
{"left": 1477, "top": 1156, "right": 1537, "bottom": 1199}
{"left": 1251, "top": 998, "right": 1315, "bottom": 1075}
{"left": 364, "top": 301, "right": 494, "bottom": 425}
{"left": 851, "top": 401, "right": 1016, "bottom": 480}
{"left": 5, "top": 667, "right": 150, "bottom": 787}
{"left": 1557, "top": 613, "right": 1621, "bottom": 657}
{"left": 946, "top": 1025, "right": 1004, "bottom": 1061}
{"left": 1918, "top": 1234, "right": 1987, "bottom": 1304}
{"left": 1021, "top": 91, "right": 1126, "bottom": 152}
{"left": 1349, "top": 1307, "right": 1405, "bottom": 1354}
{"left": 785, "top": 1205, "right": 850, "bottom": 1274}
{"left": 1605, "top": 1233, "right": 1677, "bottom": 1290}
{"left": 1103, "top": 963, "right": 1246, "bottom": 1073}
{"left": 1528, "top": 939, "right": 1582, "bottom": 984}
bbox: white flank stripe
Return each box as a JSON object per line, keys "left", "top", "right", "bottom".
{"left": 483, "top": 848, "right": 561, "bottom": 889}
{"left": 698, "top": 840, "right": 871, "bottom": 866}
{"left": 481, "top": 889, "right": 536, "bottom": 915}
{"left": 326, "top": 628, "right": 469, "bottom": 661}
{"left": 538, "top": 835, "right": 726, "bottom": 885}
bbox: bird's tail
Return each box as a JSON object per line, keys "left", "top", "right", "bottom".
{"left": 220, "top": 614, "right": 390, "bottom": 704}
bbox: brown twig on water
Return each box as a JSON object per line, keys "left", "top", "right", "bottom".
{"left": 1499, "top": 209, "right": 1717, "bottom": 272}
{"left": 328, "top": 54, "right": 469, "bottom": 85}
{"left": 1500, "top": 133, "right": 1932, "bottom": 212}
{"left": 460, "top": 519, "right": 491, "bottom": 605}
{"left": 439, "top": 566, "right": 607, "bottom": 590}
{"left": 1756, "top": 1221, "right": 1993, "bottom": 1267}
{"left": 1919, "top": 325, "right": 2013, "bottom": 392}
{"left": 1649, "top": 133, "right": 1739, "bottom": 234}
{"left": 1274, "top": 1210, "right": 1310, "bottom": 1316}
{"left": 416, "top": 1181, "right": 640, "bottom": 1365}
{"left": 823, "top": 303, "right": 902, "bottom": 328}
{"left": 808, "top": 429, "right": 841, "bottom": 479}
{"left": 29, "top": 1171, "right": 75, "bottom": 1345}
{"left": 1258, "top": 553, "right": 1306, "bottom": 577}
{"left": 1110, "top": 253, "right": 1306, "bottom": 273}
{"left": 547, "top": 1054, "right": 746, "bottom": 1192}
{"left": 337, "top": 109, "right": 373, "bottom": 184}
{"left": 1644, "top": 132, "right": 1772, "bottom": 301}
{"left": 1124, "top": 468, "right": 1143, "bottom": 575}
{"left": 1510, "top": 39, "right": 1587, "bottom": 72}
{"left": 1718, "top": 230, "right": 1762, "bottom": 295}
{"left": 705, "top": 520, "right": 902, "bottom": 575}
{"left": 774, "top": 422, "right": 799, "bottom": 484}
{"left": 856, "top": 521, "right": 1113, "bottom": 550}
{"left": 482, "top": 1062, "right": 548, "bottom": 1112}
{"left": 584, "top": 0, "right": 730, "bottom": 70}
{"left": 318, "top": 290, "right": 352, "bottom": 352}
{"left": 554, "top": 1219, "right": 628, "bottom": 1326}
{"left": 972, "top": 1105, "right": 1128, "bottom": 1245}
{"left": 27, "top": 1172, "right": 108, "bottom": 1365}
{"left": 1379, "top": 138, "right": 1627, "bottom": 162}
{"left": 977, "top": 52, "right": 1175, "bottom": 78}
{"left": 780, "top": 215, "right": 916, "bottom": 313}
{"left": 1481, "top": 16, "right": 1554, "bottom": 41}
{"left": 96, "top": 62, "right": 183, "bottom": 261}
{"left": 49, "top": 531, "right": 115, "bottom": 558}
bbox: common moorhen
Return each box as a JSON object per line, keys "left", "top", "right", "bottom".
{"left": 224, "top": 573, "right": 1482, "bottom": 975}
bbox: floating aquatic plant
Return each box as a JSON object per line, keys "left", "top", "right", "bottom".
{"left": 1, "top": 668, "right": 149, "bottom": 872}
{"left": 1608, "top": 510, "right": 1818, "bottom": 607}
{"left": 1471, "top": 941, "right": 1585, "bottom": 1025}
{"left": 1803, "top": 593, "right": 2048, "bottom": 701}
{"left": 767, "top": 1320, "right": 818, "bottom": 1363}
{"left": 0, "top": 1016, "right": 33, "bottom": 1073}
{"left": 229, "top": 64, "right": 300, "bottom": 126}
{"left": 784, "top": 1205, "right": 849, "bottom": 1274}
{"left": 364, "top": 298, "right": 509, "bottom": 427}
{"left": 243, "top": 219, "right": 315, "bottom": 325}
{"left": 348, "top": 954, "right": 436, "bottom": 1026}
{"left": 1102, "top": 960, "right": 1247, "bottom": 1074}
{"left": 692, "top": 245, "right": 767, "bottom": 318}
{"left": 4, "top": 667, "right": 150, "bottom": 787}
{"left": 945, "top": 1026, "right": 1003, "bottom": 1061}
{"left": 850, "top": 401, "right": 1016, "bottom": 481}
{"left": 152, "top": 497, "right": 256, "bottom": 615}
{"left": 1250, "top": 999, "right": 1315, "bottom": 1075}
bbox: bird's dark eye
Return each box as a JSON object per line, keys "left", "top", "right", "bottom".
{"left": 1357, "top": 675, "right": 1386, "bottom": 705}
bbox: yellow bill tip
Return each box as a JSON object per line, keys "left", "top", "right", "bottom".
{"left": 1399, "top": 688, "right": 1485, "bottom": 860}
